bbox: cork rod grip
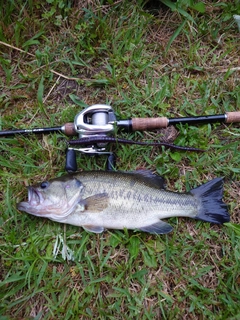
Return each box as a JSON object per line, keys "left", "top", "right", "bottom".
{"left": 226, "top": 112, "right": 240, "bottom": 123}
{"left": 64, "top": 123, "right": 76, "bottom": 136}
{"left": 131, "top": 117, "right": 169, "bottom": 131}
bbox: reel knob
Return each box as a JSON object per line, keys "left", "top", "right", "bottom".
{"left": 65, "top": 149, "right": 77, "bottom": 172}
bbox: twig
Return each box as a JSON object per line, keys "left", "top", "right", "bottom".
{"left": 50, "top": 69, "right": 80, "bottom": 81}
{"left": 43, "top": 75, "right": 61, "bottom": 103}
{"left": 0, "top": 41, "right": 35, "bottom": 57}
{"left": 0, "top": 41, "right": 81, "bottom": 81}
{"left": 219, "top": 66, "right": 240, "bottom": 72}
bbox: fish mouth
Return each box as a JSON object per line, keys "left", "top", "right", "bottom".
{"left": 28, "top": 186, "right": 42, "bottom": 205}
{"left": 17, "top": 187, "right": 43, "bottom": 211}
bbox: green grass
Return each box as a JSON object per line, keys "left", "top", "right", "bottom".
{"left": 0, "top": 0, "right": 240, "bottom": 319}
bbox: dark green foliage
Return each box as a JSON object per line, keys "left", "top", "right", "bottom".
{"left": 0, "top": 0, "right": 239, "bottom": 318}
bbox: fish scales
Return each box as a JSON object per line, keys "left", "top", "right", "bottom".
{"left": 17, "top": 170, "right": 230, "bottom": 234}
{"left": 81, "top": 175, "right": 191, "bottom": 230}
{"left": 79, "top": 172, "right": 197, "bottom": 211}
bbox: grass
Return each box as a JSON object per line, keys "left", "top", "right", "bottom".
{"left": 0, "top": 0, "right": 240, "bottom": 318}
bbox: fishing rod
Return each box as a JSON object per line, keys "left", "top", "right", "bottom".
{"left": 1, "top": 104, "right": 240, "bottom": 171}
{"left": 1, "top": 105, "right": 240, "bottom": 138}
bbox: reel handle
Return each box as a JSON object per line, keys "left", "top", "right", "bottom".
{"left": 65, "top": 149, "right": 77, "bottom": 172}
{"left": 106, "top": 153, "right": 116, "bottom": 171}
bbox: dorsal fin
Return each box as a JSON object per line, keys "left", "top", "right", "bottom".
{"left": 128, "top": 170, "right": 165, "bottom": 189}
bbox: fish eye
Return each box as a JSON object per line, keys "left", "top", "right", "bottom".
{"left": 40, "top": 181, "right": 49, "bottom": 189}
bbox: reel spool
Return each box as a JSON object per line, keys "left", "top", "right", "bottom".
{"left": 74, "top": 104, "right": 116, "bottom": 138}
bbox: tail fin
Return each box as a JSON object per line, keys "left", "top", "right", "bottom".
{"left": 190, "top": 178, "right": 230, "bottom": 224}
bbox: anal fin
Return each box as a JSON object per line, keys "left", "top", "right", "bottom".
{"left": 139, "top": 221, "right": 173, "bottom": 234}
{"left": 83, "top": 225, "right": 104, "bottom": 233}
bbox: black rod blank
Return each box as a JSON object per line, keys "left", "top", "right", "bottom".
{"left": 0, "top": 126, "right": 63, "bottom": 137}
{"left": 168, "top": 114, "right": 226, "bottom": 126}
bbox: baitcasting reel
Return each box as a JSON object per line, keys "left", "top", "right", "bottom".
{"left": 65, "top": 104, "right": 117, "bottom": 172}
{"left": 3, "top": 101, "right": 235, "bottom": 172}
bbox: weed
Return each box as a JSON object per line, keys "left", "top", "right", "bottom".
{"left": 0, "top": 0, "right": 239, "bottom": 319}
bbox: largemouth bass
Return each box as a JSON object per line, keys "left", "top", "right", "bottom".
{"left": 17, "top": 170, "right": 230, "bottom": 234}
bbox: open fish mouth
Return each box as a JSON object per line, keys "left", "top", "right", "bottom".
{"left": 28, "top": 187, "right": 41, "bottom": 205}
{"left": 18, "top": 187, "right": 43, "bottom": 211}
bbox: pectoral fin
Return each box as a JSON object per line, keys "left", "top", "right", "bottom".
{"left": 139, "top": 221, "right": 173, "bottom": 234}
{"left": 81, "top": 193, "right": 109, "bottom": 212}
{"left": 83, "top": 225, "right": 104, "bottom": 233}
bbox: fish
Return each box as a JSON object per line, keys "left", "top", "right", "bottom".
{"left": 17, "top": 170, "right": 230, "bottom": 234}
